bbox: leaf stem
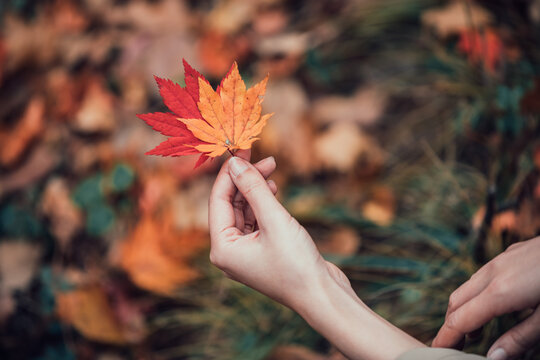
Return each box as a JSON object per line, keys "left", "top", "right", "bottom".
{"left": 227, "top": 149, "right": 235, "bottom": 157}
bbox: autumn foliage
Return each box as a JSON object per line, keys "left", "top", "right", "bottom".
{"left": 138, "top": 60, "right": 272, "bottom": 167}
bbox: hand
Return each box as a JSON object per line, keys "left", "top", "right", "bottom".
{"left": 208, "top": 151, "right": 341, "bottom": 310}
{"left": 433, "top": 237, "right": 540, "bottom": 360}
{"left": 208, "top": 152, "right": 424, "bottom": 360}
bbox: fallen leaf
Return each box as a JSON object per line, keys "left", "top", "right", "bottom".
{"left": 491, "top": 210, "right": 517, "bottom": 233}
{"left": 56, "top": 285, "right": 126, "bottom": 344}
{"left": 205, "top": 0, "right": 256, "bottom": 35}
{"left": 421, "top": 0, "right": 493, "bottom": 38}
{"left": 46, "top": 69, "right": 82, "bottom": 121}
{"left": 317, "top": 226, "right": 361, "bottom": 255}
{"left": 0, "top": 97, "right": 45, "bottom": 167}
{"left": 198, "top": 32, "right": 251, "bottom": 77}
{"left": 104, "top": 0, "right": 191, "bottom": 34}
{"left": 312, "top": 87, "right": 387, "bottom": 127}
{"left": 40, "top": 178, "right": 83, "bottom": 249}
{"left": 118, "top": 212, "right": 207, "bottom": 295}
{"left": 361, "top": 186, "right": 396, "bottom": 226}
{"left": 48, "top": 0, "right": 88, "bottom": 34}
{"left": 314, "top": 122, "right": 384, "bottom": 173}
{"left": 259, "top": 79, "right": 315, "bottom": 174}
{"left": 74, "top": 78, "right": 116, "bottom": 133}
{"left": 0, "top": 146, "right": 58, "bottom": 199}
{"left": 0, "top": 241, "right": 41, "bottom": 324}
{"left": 139, "top": 60, "right": 272, "bottom": 166}
{"left": 0, "top": 241, "right": 42, "bottom": 294}
{"left": 172, "top": 177, "right": 214, "bottom": 230}
{"left": 253, "top": 6, "right": 289, "bottom": 35}
{"left": 458, "top": 28, "right": 503, "bottom": 74}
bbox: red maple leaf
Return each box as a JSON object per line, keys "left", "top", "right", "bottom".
{"left": 137, "top": 59, "right": 211, "bottom": 168}
{"left": 138, "top": 60, "right": 271, "bottom": 168}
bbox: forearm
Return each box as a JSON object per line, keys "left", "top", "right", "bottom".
{"left": 293, "top": 273, "right": 425, "bottom": 360}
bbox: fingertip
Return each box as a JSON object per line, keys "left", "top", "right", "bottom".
{"left": 229, "top": 157, "right": 250, "bottom": 177}
{"left": 431, "top": 325, "right": 463, "bottom": 349}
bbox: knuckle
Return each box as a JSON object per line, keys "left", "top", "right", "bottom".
{"left": 487, "top": 279, "right": 509, "bottom": 297}
{"left": 448, "top": 291, "right": 459, "bottom": 312}
{"left": 485, "top": 281, "right": 511, "bottom": 314}
{"left": 209, "top": 249, "right": 225, "bottom": 268}
{"left": 446, "top": 312, "right": 461, "bottom": 331}
{"left": 242, "top": 180, "right": 264, "bottom": 198}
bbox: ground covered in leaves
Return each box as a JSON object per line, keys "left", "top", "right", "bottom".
{"left": 0, "top": 0, "right": 539, "bottom": 359}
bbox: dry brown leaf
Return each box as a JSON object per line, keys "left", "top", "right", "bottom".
{"left": 314, "top": 122, "right": 384, "bottom": 173}
{"left": 104, "top": 0, "right": 191, "bottom": 34}
{"left": 0, "top": 97, "right": 45, "bottom": 167}
{"left": 74, "top": 78, "right": 116, "bottom": 133}
{"left": 253, "top": 6, "right": 289, "bottom": 35}
{"left": 312, "top": 87, "right": 387, "bottom": 127}
{"left": 259, "top": 80, "right": 315, "bottom": 174}
{"left": 491, "top": 210, "right": 518, "bottom": 233}
{"left": 255, "top": 33, "right": 309, "bottom": 57}
{"left": 0, "top": 241, "right": 42, "bottom": 294}
{"left": 421, "top": 0, "right": 493, "bottom": 38}
{"left": 317, "top": 227, "right": 361, "bottom": 255}
{"left": 0, "top": 146, "right": 58, "bottom": 199}
{"left": 0, "top": 241, "right": 40, "bottom": 324}
{"left": 198, "top": 32, "right": 250, "bottom": 77}
{"left": 205, "top": 0, "right": 257, "bottom": 34}
{"left": 48, "top": 0, "right": 88, "bottom": 33}
{"left": 3, "top": 15, "right": 57, "bottom": 70}
{"left": 56, "top": 285, "right": 126, "bottom": 344}
{"left": 172, "top": 178, "right": 214, "bottom": 230}
{"left": 40, "top": 178, "right": 83, "bottom": 249}
{"left": 515, "top": 199, "right": 540, "bottom": 238}
{"left": 46, "top": 69, "right": 82, "bottom": 120}
{"left": 361, "top": 186, "right": 396, "bottom": 226}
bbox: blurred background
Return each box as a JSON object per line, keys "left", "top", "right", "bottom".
{"left": 0, "top": 0, "right": 539, "bottom": 359}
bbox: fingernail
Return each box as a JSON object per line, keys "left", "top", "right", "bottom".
{"left": 229, "top": 157, "right": 248, "bottom": 177}
{"left": 488, "top": 348, "right": 507, "bottom": 360}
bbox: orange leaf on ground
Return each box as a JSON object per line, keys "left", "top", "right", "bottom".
{"left": 56, "top": 285, "right": 126, "bottom": 344}
{"left": 0, "top": 97, "right": 45, "bottom": 166}
{"left": 119, "top": 212, "right": 208, "bottom": 295}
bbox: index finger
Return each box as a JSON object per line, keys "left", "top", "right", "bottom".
{"left": 208, "top": 150, "right": 251, "bottom": 245}
{"left": 433, "top": 288, "right": 499, "bottom": 348}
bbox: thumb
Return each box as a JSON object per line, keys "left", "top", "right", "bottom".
{"left": 487, "top": 306, "right": 540, "bottom": 360}
{"left": 228, "top": 156, "right": 286, "bottom": 229}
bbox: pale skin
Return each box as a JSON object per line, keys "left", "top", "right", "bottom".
{"left": 433, "top": 236, "right": 540, "bottom": 360}
{"left": 208, "top": 150, "right": 540, "bottom": 360}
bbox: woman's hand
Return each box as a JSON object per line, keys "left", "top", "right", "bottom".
{"left": 208, "top": 151, "right": 340, "bottom": 310}
{"left": 208, "top": 152, "right": 424, "bottom": 360}
{"left": 433, "top": 237, "right": 540, "bottom": 360}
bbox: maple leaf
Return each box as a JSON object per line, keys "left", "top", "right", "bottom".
{"left": 138, "top": 60, "right": 272, "bottom": 167}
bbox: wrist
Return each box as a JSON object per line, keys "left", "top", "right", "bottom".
{"left": 291, "top": 264, "right": 425, "bottom": 360}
